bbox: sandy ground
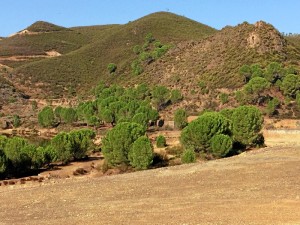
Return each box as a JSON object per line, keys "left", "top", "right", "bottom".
{"left": 0, "top": 128, "right": 300, "bottom": 224}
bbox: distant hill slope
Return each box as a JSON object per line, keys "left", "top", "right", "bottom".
{"left": 25, "top": 21, "right": 68, "bottom": 33}
{"left": 7, "top": 12, "right": 216, "bottom": 97}
{"left": 128, "top": 21, "right": 300, "bottom": 90}
{"left": 1, "top": 12, "right": 300, "bottom": 102}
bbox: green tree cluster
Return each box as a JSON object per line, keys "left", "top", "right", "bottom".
{"left": 50, "top": 129, "right": 95, "bottom": 163}
{"left": 0, "top": 129, "right": 95, "bottom": 178}
{"left": 131, "top": 33, "right": 171, "bottom": 75}
{"left": 180, "top": 106, "right": 264, "bottom": 159}
{"left": 238, "top": 62, "right": 299, "bottom": 106}
{"left": 102, "top": 122, "right": 153, "bottom": 169}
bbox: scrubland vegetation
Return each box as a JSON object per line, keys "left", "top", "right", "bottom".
{"left": 1, "top": 12, "right": 300, "bottom": 181}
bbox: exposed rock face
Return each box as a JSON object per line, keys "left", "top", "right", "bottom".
{"left": 247, "top": 21, "right": 286, "bottom": 54}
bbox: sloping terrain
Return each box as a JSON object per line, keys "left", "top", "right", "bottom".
{"left": 0, "top": 145, "right": 299, "bottom": 225}
{"left": 1, "top": 12, "right": 216, "bottom": 97}
{"left": 3, "top": 13, "right": 300, "bottom": 101}
{"left": 130, "top": 21, "right": 300, "bottom": 90}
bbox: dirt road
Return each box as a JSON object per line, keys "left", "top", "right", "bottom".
{"left": 1, "top": 145, "right": 300, "bottom": 225}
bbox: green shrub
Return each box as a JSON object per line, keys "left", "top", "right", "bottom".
{"left": 266, "top": 98, "right": 280, "bottom": 116}
{"left": 132, "top": 113, "right": 148, "bottom": 128}
{"left": 265, "top": 62, "right": 284, "bottom": 84}
{"left": 156, "top": 135, "right": 166, "bottom": 148}
{"left": 38, "top": 106, "right": 56, "bottom": 128}
{"left": 101, "top": 108, "right": 114, "bottom": 125}
{"left": 12, "top": 115, "right": 21, "bottom": 128}
{"left": 107, "top": 63, "right": 117, "bottom": 73}
{"left": 61, "top": 107, "right": 78, "bottom": 124}
{"left": 102, "top": 122, "right": 146, "bottom": 166}
{"left": 235, "top": 90, "right": 247, "bottom": 105}
{"left": 145, "top": 33, "right": 155, "bottom": 43}
{"left": 0, "top": 149, "right": 7, "bottom": 174}
{"left": 132, "top": 45, "right": 142, "bottom": 54}
{"left": 180, "top": 112, "right": 231, "bottom": 152}
{"left": 181, "top": 149, "right": 196, "bottom": 164}
{"left": 152, "top": 86, "right": 170, "bottom": 110}
{"left": 232, "top": 106, "right": 263, "bottom": 146}
{"left": 128, "top": 136, "right": 153, "bottom": 170}
{"left": 170, "top": 89, "right": 183, "bottom": 103}
{"left": 210, "top": 134, "right": 232, "bottom": 157}
{"left": 219, "top": 93, "right": 229, "bottom": 104}
{"left": 50, "top": 129, "right": 95, "bottom": 163}
{"left": 3, "top": 137, "right": 35, "bottom": 172}
{"left": 54, "top": 106, "right": 63, "bottom": 121}
{"left": 131, "top": 60, "right": 143, "bottom": 75}
{"left": 174, "top": 108, "right": 188, "bottom": 129}
{"left": 281, "top": 74, "right": 300, "bottom": 98}
{"left": 244, "top": 77, "right": 270, "bottom": 94}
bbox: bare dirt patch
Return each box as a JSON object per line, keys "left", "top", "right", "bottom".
{"left": 0, "top": 145, "right": 300, "bottom": 224}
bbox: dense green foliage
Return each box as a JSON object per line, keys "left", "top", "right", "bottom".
{"left": 181, "top": 112, "right": 231, "bottom": 152}
{"left": 38, "top": 83, "right": 181, "bottom": 129}
{"left": 61, "top": 107, "right": 78, "bottom": 124}
{"left": 210, "top": 134, "right": 232, "bottom": 157}
{"left": 281, "top": 74, "right": 300, "bottom": 98}
{"left": 102, "top": 122, "right": 146, "bottom": 166}
{"left": 181, "top": 149, "right": 196, "bottom": 164}
{"left": 152, "top": 85, "right": 170, "bottom": 110}
{"left": 231, "top": 106, "right": 264, "bottom": 146}
{"left": 0, "top": 129, "right": 96, "bottom": 178}
{"left": 266, "top": 98, "right": 280, "bottom": 116}
{"left": 50, "top": 129, "right": 95, "bottom": 163}
{"left": 181, "top": 106, "right": 264, "bottom": 158}
{"left": 156, "top": 135, "right": 166, "bottom": 148}
{"left": 38, "top": 106, "right": 56, "bottom": 127}
{"left": 244, "top": 77, "right": 270, "bottom": 94}
{"left": 174, "top": 108, "right": 188, "bottom": 129}
{"left": 128, "top": 136, "right": 153, "bottom": 170}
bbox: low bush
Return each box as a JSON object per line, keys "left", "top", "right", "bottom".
{"left": 156, "top": 135, "right": 166, "bottom": 148}
{"left": 181, "top": 149, "right": 196, "bottom": 164}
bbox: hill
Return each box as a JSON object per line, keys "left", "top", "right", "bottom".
{"left": 0, "top": 145, "right": 300, "bottom": 224}
{"left": 0, "top": 12, "right": 300, "bottom": 118}
{"left": 1, "top": 12, "right": 216, "bottom": 97}
{"left": 129, "top": 21, "right": 300, "bottom": 89}
{"left": 25, "top": 21, "right": 68, "bottom": 33}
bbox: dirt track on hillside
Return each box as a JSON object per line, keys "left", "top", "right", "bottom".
{"left": 0, "top": 144, "right": 300, "bottom": 225}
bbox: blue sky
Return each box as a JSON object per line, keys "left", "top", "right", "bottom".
{"left": 1, "top": 0, "right": 300, "bottom": 37}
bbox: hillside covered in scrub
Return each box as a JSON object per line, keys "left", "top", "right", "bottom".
{"left": 0, "top": 12, "right": 300, "bottom": 119}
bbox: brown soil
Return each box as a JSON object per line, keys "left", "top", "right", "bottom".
{"left": 0, "top": 128, "right": 300, "bottom": 224}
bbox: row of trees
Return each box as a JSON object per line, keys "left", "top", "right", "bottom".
{"left": 180, "top": 106, "right": 264, "bottom": 158}
{"left": 38, "top": 83, "right": 183, "bottom": 128}
{"left": 0, "top": 129, "right": 95, "bottom": 178}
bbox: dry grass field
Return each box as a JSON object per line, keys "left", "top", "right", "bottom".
{"left": 0, "top": 127, "right": 300, "bottom": 225}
